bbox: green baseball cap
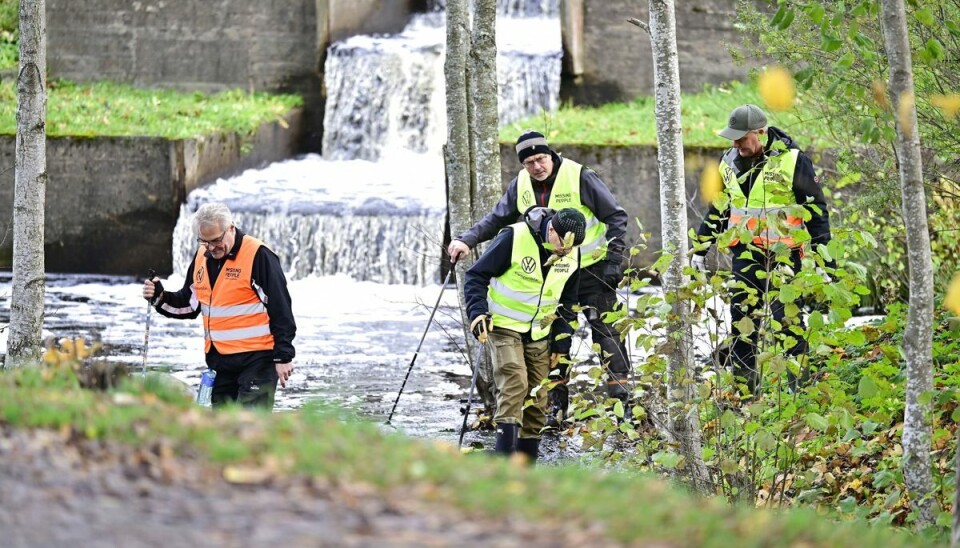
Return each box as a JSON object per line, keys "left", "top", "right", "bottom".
{"left": 718, "top": 104, "right": 767, "bottom": 140}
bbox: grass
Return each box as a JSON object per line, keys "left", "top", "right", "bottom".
{"left": 0, "top": 362, "right": 933, "bottom": 547}
{"left": 0, "top": 0, "right": 16, "bottom": 70}
{"left": 501, "top": 80, "right": 835, "bottom": 150}
{"left": 0, "top": 80, "right": 302, "bottom": 139}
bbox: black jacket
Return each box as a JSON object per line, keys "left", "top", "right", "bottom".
{"left": 455, "top": 152, "right": 628, "bottom": 282}
{"left": 696, "top": 126, "right": 832, "bottom": 256}
{"left": 464, "top": 208, "right": 580, "bottom": 354}
{"left": 155, "top": 229, "right": 297, "bottom": 367}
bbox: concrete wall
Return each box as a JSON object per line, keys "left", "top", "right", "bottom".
{"left": 0, "top": 111, "right": 303, "bottom": 275}
{"left": 499, "top": 143, "right": 723, "bottom": 266}
{"left": 46, "top": 0, "right": 420, "bottom": 152}
{"left": 561, "top": 0, "right": 757, "bottom": 105}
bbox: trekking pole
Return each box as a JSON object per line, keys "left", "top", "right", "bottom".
{"left": 142, "top": 269, "right": 157, "bottom": 378}
{"left": 386, "top": 262, "right": 456, "bottom": 425}
{"left": 458, "top": 341, "right": 485, "bottom": 449}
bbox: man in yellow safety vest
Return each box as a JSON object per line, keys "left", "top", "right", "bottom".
{"left": 692, "top": 104, "right": 833, "bottom": 393}
{"left": 464, "top": 207, "right": 585, "bottom": 462}
{"left": 449, "top": 130, "right": 630, "bottom": 427}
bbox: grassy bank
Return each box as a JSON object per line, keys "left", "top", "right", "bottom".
{"left": 0, "top": 80, "right": 302, "bottom": 138}
{"left": 0, "top": 361, "right": 930, "bottom": 547}
{"left": 502, "top": 80, "right": 832, "bottom": 149}
{"left": 0, "top": 0, "right": 14, "bottom": 70}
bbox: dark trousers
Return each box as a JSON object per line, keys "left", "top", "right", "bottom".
{"left": 729, "top": 247, "right": 807, "bottom": 393}
{"left": 209, "top": 352, "right": 279, "bottom": 409}
{"left": 548, "top": 272, "right": 630, "bottom": 402}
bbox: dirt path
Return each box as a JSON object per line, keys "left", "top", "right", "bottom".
{"left": 0, "top": 425, "right": 618, "bottom": 547}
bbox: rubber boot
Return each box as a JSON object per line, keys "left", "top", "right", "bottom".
{"left": 545, "top": 384, "right": 569, "bottom": 430}
{"left": 516, "top": 437, "right": 540, "bottom": 464}
{"left": 494, "top": 423, "right": 519, "bottom": 456}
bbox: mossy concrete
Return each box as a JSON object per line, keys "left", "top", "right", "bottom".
{"left": 0, "top": 109, "right": 303, "bottom": 276}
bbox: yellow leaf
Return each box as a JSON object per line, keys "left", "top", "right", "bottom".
{"left": 897, "top": 91, "right": 916, "bottom": 138}
{"left": 223, "top": 465, "right": 272, "bottom": 485}
{"left": 43, "top": 347, "right": 62, "bottom": 366}
{"left": 872, "top": 80, "right": 888, "bottom": 110}
{"left": 700, "top": 165, "right": 723, "bottom": 205}
{"left": 931, "top": 93, "right": 960, "bottom": 120}
{"left": 945, "top": 272, "right": 960, "bottom": 315}
{"left": 758, "top": 66, "right": 796, "bottom": 111}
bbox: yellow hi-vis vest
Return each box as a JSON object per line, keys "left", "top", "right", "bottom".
{"left": 487, "top": 223, "right": 579, "bottom": 341}
{"left": 717, "top": 147, "right": 804, "bottom": 248}
{"left": 517, "top": 158, "right": 607, "bottom": 267}
{"left": 193, "top": 236, "right": 275, "bottom": 354}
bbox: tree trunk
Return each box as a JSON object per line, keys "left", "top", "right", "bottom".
{"left": 879, "top": 0, "right": 935, "bottom": 527}
{"left": 646, "top": 0, "right": 711, "bottom": 494}
{"left": 466, "top": 0, "right": 502, "bottom": 412}
{"left": 469, "top": 0, "right": 501, "bottom": 219}
{"left": 6, "top": 0, "right": 47, "bottom": 369}
{"left": 444, "top": 0, "right": 496, "bottom": 414}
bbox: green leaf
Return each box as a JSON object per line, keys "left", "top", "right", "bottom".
{"left": 807, "top": 3, "right": 825, "bottom": 23}
{"left": 923, "top": 38, "right": 944, "bottom": 62}
{"left": 834, "top": 52, "right": 855, "bottom": 71}
{"left": 779, "top": 284, "right": 800, "bottom": 304}
{"left": 720, "top": 459, "right": 740, "bottom": 474}
{"left": 914, "top": 8, "right": 936, "bottom": 28}
{"left": 805, "top": 412, "right": 829, "bottom": 431}
{"left": 809, "top": 310, "right": 825, "bottom": 332}
{"left": 822, "top": 36, "right": 843, "bottom": 52}
{"left": 858, "top": 375, "right": 879, "bottom": 399}
{"left": 720, "top": 409, "right": 738, "bottom": 429}
{"left": 770, "top": 5, "right": 786, "bottom": 27}
{"left": 653, "top": 451, "right": 683, "bottom": 470}
{"left": 778, "top": 9, "right": 795, "bottom": 30}
{"left": 756, "top": 430, "right": 777, "bottom": 452}
{"left": 736, "top": 316, "right": 755, "bottom": 337}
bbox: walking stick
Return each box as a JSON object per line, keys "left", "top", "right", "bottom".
{"left": 458, "top": 341, "right": 485, "bottom": 449}
{"left": 142, "top": 269, "right": 157, "bottom": 378}
{"left": 386, "top": 263, "right": 455, "bottom": 425}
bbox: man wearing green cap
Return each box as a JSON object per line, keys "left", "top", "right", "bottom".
{"left": 464, "top": 207, "right": 584, "bottom": 462}
{"left": 692, "top": 104, "right": 833, "bottom": 393}
{"left": 449, "top": 130, "right": 631, "bottom": 428}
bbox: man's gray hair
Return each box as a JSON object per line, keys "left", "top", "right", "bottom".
{"left": 193, "top": 202, "right": 233, "bottom": 233}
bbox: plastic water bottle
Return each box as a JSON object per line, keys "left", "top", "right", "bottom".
{"left": 196, "top": 368, "right": 216, "bottom": 406}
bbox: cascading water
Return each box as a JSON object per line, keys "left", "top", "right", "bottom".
{"left": 173, "top": 1, "right": 562, "bottom": 286}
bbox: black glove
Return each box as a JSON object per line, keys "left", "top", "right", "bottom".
{"left": 470, "top": 315, "right": 493, "bottom": 343}
{"left": 146, "top": 269, "right": 164, "bottom": 306}
{"left": 602, "top": 260, "right": 624, "bottom": 289}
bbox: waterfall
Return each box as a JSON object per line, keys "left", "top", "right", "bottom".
{"left": 173, "top": 154, "right": 446, "bottom": 285}
{"left": 175, "top": 4, "right": 561, "bottom": 285}
{"left": 322, "top": 11, "right": 561, "bottom": 161}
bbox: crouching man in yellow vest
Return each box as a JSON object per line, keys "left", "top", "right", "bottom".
{"left": 464, "top": 207, "right": 585, "bottom": 462}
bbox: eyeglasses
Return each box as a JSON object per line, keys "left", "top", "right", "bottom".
{"left": 197, "top": 228, "right": 228, "bottom": 248}
{"left": 522, "top": 154, "right": 551, "bottom": 169}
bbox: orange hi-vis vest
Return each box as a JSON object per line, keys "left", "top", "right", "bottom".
{"left": 193, "top": 236, "right": 275, "bottom": 355}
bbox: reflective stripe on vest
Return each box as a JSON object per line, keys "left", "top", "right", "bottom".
{"left": 516, "top": 158, "right": 607, "bottom": 267}
{"left": 718, "top": 148, "right": 804, "bottom": 248}
{"left": 486, "top": 222, "right": 578, "bottom": 341}
{"left": 193, "top": 236, "right": 275, "bottom": 354}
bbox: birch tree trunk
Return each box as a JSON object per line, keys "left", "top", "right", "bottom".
{"left": 445, "top": 0, "right": 496, "bottom": 414}
{"left": 465, "top": 0, "right": 501, "bottom": 412}
{"left": 5, "top": 0, "right": 47, "bottom": 369}
{"left": 469, "top": 0, "right": 501, "bottom": 218}
{"left": 645, "top": 0, "right": 710, "bottom": 494}
{"left": 879, "top": 0, "right": 935, "bottom": 528}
